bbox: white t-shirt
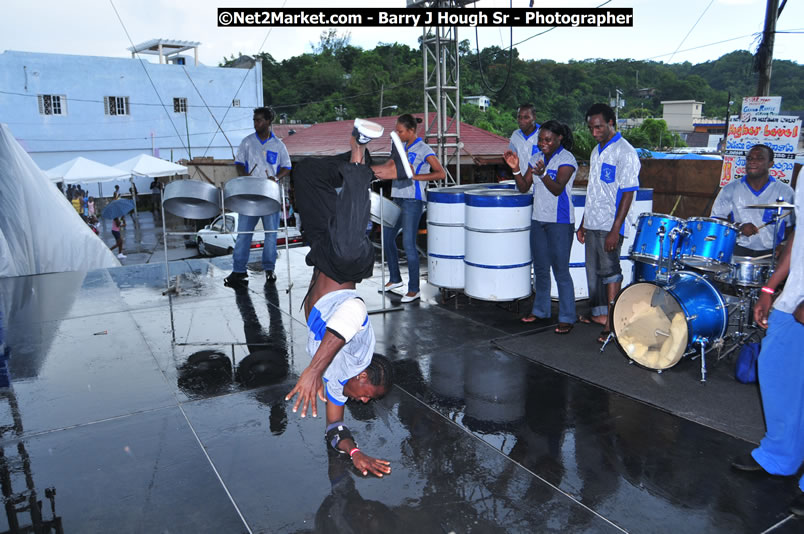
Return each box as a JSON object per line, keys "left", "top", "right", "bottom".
{"left": 773, "top": 176, "right": 803, "bottom": 315}
{"left": 584, "top": 133, "right": 641, "bottom": 234}
{"left": 234, "top": 132, "right": 291, "bottom": 178}
{"left": 391, "top": 137, "right": 436, "bottom": 201}
{"left": 711, "top": 177, "right": 795, "bottom": 251}
{"left": 306, "top": 290, "right": 375, "bottom": 406}
{"left": 527, "top": 146, "right": 577, "bottom": 224}
{"left": 509, "top": 127, "right": 540, "bottom": 176}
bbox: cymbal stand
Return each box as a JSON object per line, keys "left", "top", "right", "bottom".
{"left": 767, "top": 196, "right": 787, "bottom": 276}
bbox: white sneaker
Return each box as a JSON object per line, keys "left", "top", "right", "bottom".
{"left": 400, "top": 292, "right": 420, "bottom": 303}
{"left": 377, "top": 281, "right": 404, "bottom": 293}
{"left": 117, "top": 253, "right": 127, "bottom": 259}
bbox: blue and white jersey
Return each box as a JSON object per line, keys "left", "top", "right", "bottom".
{"left": 584, "top": 133, "right": 641, "bottom": 235}
{"left": 774, "top": 176, "right": 803, "bottom": 314}
{"left": 391, "top": 137, "right": 436, "bottom": 202}
{"left": 711, "top": 177, "right": 795, "bottom": 251}
{"left": 509, "top": 126, "right": 540, "bottom": 175}
{"left": 306, "top": 290, "right": 375, "bottom": 406}
{"left": 235, "top": 131, "right": 291, "bottom": 178}
{"left": 528, "top": 146, "right": 577, "bottom": 224}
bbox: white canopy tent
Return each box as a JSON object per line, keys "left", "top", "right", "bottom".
{"left": 0, "top": 124, "right": 119, "bottom": 277}
{"left": 46, "top": 157, "right": 133, "bottom": 199}
{"left": 114, "top": 154, "right": 188, "bottom": 178}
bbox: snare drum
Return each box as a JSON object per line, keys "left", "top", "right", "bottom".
{"left": 718, "top": 256, "right": 772, "bottom": 288}
{"left": 630, "top": 213, "right": 686, "bottom": 265}
{"left": 679, "top": 217, "right": 738, "bottom": 273}
{"left": 612, "top": 271, "right": 727, "bottom": 370}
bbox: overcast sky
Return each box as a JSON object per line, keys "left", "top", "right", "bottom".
{"left": 1, "top": 0, "right": 802, "bottom": 66}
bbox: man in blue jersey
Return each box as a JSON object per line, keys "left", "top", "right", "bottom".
{"left": 576, "top": 103, "right": 640, "bottom": 343}
{"left": 286, "top": 128, "right": 393, "bottom": 478}
{"left": 224, "top": 107, "right": 291, "bottom": 288}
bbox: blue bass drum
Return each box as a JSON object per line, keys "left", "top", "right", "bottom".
{"left": 679, "top": 217, "right": 738, "bottom": 273}
{"left": 630, "top": 213, "right": 686, "bottom": 265}
{"left": 612, "top": 271, "right": 727, "bottom": 370}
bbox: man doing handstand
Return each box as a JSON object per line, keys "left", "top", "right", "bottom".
{"left": 285, "top": 128, "right": 394, "bottom": 478}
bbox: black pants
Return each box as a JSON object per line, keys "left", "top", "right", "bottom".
{"left": 292, "top": 152, "right": 374, "bottom": 284}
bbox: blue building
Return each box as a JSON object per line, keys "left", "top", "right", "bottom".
{"left": 0, "top": 40, "right": 263, "bottom": 169}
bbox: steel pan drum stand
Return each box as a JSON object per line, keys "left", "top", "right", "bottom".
{"left": 368, "top": 183, "right": 403, "bottom": 316}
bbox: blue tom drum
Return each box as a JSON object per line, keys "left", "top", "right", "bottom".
{"left": 678, "top": 217, "right": 738, "bottom": 273}
{"left": 630, "top": 213, "right": 686, "bottom": 265}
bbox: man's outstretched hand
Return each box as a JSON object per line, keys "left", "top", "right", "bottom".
{"left": 352, "top": 451, "right": 392, "bottom": 477}
{"left": 285, "top": 367, "right": 326, "bottom": 418}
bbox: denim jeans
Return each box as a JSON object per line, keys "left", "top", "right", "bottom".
{"left": 584, "top": 229, "right": 624, "bottom": 317}
{"left": 232, "top": 212, "right": 279, "bottom": 273}
{"left": 383, "top": 198, "right": 423, "bottom": 293}
{"left": 530, "top": 221, "right": 576, "bottom": 324}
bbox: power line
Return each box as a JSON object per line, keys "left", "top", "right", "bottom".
{"left": 667, "top": 0, "right": 715, "bottom": 63}
{"left": 512, "top": 0, "right": 613, "bottom": 47}
{"left": 0, "top": 89, "right": 261, "bottom": 110}
{"left": 108, "top": 0, "right": 188, "bottom": 154}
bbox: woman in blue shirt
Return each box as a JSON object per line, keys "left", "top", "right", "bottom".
{"left": 377, "top": 114, "right": 446, "bottom": 302}
{"left": 504, "top": 120, "right": 578, "bottom": 334}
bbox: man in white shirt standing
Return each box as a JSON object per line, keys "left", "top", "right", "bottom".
{"left": 576, "top": 103, "right": 640, "bottom": 343}
{"left": 508, "top": 103, "right": 540, "bottom": 178}
{"left": 224, "top": 107, "right": 291, "bottom": 288}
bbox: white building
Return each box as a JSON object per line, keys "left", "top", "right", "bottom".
{"left": 660, "top": 100, "right": 705, "bottom": 132}
{"left": 0, "top": 40, "right": 263, "bottom": 169}
{"left": 463, "top": 95, "right": 491, "bottom": 112}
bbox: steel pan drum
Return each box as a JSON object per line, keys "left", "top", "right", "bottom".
{"left": 369, "top": 192, "right": 401, "bottom": 227}
{"left": 678, "top": 217, "right": 738, "bottom": 273}
{"left": 223, "top": 176, "right": 281, "bottom": 216}
{"left": 612, "top": 271, "right": 727, "bottom": 370}
{"left": 464, "top": 189, "right": 533, "bottom": 301}
{"left": 162, "top": 180, "right": 221, "bottom": 219}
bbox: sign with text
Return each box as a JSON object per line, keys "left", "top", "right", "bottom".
{"left": 720, "top": 115, "right": 800, "bottom": 186}
{"left": 741, "top": 96, "right": 782, "bottom": 120}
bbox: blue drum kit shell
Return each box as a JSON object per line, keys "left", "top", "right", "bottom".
{"left": 611, "top": 201, "right": 794, "bottom": 382}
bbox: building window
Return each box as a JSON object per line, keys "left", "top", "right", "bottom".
{"left": 232, "top": 99, "right": 240, "bottom": 108}
{"left": 104, "top": 96, "right": 130, "bottom": 116}
{"left": 173, "top": 97, "right": 187, "bottom": 113}
{"left": 38, "top": 94, "right": 67, "bottom": 115}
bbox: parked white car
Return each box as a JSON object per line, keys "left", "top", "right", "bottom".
{"left": 196, "top": 212, "right": 302, "bottom": 257}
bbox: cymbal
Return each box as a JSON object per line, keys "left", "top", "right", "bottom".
{"left": 745, "top": 201, "right": 795, "bottom": 210}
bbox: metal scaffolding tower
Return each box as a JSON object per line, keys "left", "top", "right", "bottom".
{"left": 417, "top": 0, "right": 473, "bottom": 186}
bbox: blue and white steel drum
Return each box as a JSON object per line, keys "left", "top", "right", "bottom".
{"left": 427, "top": 187, "right": 468, "bottom": 289}
{"left": 464, "top": 190, "right": 533, "bottom": 301}
{"left": 612, "top": 271, "right": 727, "bottom": 370}
{"left": 630, "top": 213, "right": 686, "bottom": 265}
{"left": 679, "top": 217, "right": 738, "bottom": 273}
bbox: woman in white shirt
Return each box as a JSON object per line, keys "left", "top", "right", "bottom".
{"left": 504, "top": 120, "right": 578, "bottom": 334}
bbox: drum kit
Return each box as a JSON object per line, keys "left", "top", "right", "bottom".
{"left": 609, "top": 199, "right": 795, "bottom": 382}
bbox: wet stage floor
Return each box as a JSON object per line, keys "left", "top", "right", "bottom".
{"left": 0, "top": 247, "right": 801, "bottom": 533}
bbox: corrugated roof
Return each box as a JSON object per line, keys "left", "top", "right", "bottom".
{"left": 282, "top": 113, "right": 510, "bottom": 165}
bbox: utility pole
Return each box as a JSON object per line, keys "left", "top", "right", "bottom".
{"left": 756, "top": 0, "right": 780, "bottom": 96}
{"left": 721, "top": 92, "right": 733, "bottom": 156}
{"left": 378, "top": 83, "right": 384, "bottom": 117}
